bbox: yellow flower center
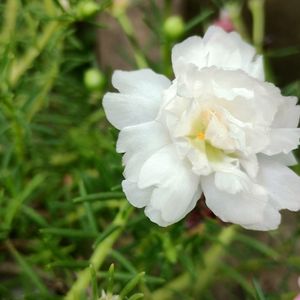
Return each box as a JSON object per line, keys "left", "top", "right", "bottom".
{"left": 196, "top": 131, "right": 206, "bottom": 140}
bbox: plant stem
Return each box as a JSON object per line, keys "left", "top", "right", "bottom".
{"left": 114, "top": 12, "right": 148, "bottom": 68}
{"left": 9, "top": 0, "right": 65, "bottom": 87}
{"left": 1, "top": 0, "right": 19, "bottom": 43}
{"left": 9, "top": 20, "right": 61, "bottom": 87}
{"left": 64, "top": 202, "right": 132, "bottom": 300}
{"left": 151, "top": 225, "right": 237, "bottom": 300}
{"left": 248, "top": 0, "right": 265, "bottom": 53}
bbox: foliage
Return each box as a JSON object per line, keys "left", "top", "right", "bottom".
{"left": 0, "top": 0, "right": 299, "bottom": 299}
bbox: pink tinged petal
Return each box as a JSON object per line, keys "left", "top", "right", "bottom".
{"left": 122, "top": 180, "right": 152, "bottom": 208}
{"left": 263, "top": 128, "right": 300, "bottom": 155}
{"left": 257, "top": 157, "right": 300, "bottom": 211}
{"left": 201, "top": 175, "right": 281, "bottom": 231}
{"left": 138, "top": 145, "right": 202, "bottom": 225}
{"left": 117, "top": 121, "right": 170, "bottom": 182}
{"left": 112, "top": 69, "right": 171, "bottom": 100}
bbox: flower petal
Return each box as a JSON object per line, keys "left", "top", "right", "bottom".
{"left": 138, "top": 145, "right": 201, "bottom": 225}
{"left": 263, "top": 128, "right": 300, "bottom": 155}
{"left": 201, "top": 175, "right": 280, "bottom": 230}
{"left": 103, "top": 70, "right": 171, "bottom": 130}
{"left": 270, "top": 152, "right": 297, "bottom": 166}
{"left": 122, "top": 180, "right": 152, "bottom": 208}
{"left": 119, "top": 121, "right": 170, "bottom": 182}
{"left": 271, "top": 96, "right": 300, "bottom": 128}
{"left": 112, "top": 69, "right": 171, "bottom": 100}
{"left": 172, "top": 26, "right": 264, "bottom": 80}
{"left": 117, "top": 121, "right": 170, "bottom": 155}
{"left": 103, "top": 93, "right": 160, "bottom": 130}
{"left": 257, "top": 157, "right": 300, "bottom": 211}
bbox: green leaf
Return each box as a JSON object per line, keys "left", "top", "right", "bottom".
{"left": 40, "top": 228, "right": 97, "bottom": 238}
{"left": 119, "top": 272, "right": 145, "bottom": 298}
{"left": 73, "top": 192, "right": 125, "bottom": 203}
{"left": 6, "top": 240, "right": 48, "bottom": 295}
{"left": 235, "top": 233, "right": 280, "bottom": 260}
{"left": 185, "top": 9, "right": 214, "bottom": 32}
{"left": 252, "top": 279, "right": 266, "bottom": 300}
{"left": 93, "top": 224, "right": 121, "bottom": 248}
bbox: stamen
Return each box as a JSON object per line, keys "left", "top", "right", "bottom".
{"left": 197, "top": 131, "right": 205, "bottom": 140}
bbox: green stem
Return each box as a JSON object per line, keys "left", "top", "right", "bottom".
{"left": 151, "top": 225, "right": 237, "bottom": 300}
{"left": 64, "top": 202, "right": 132, "bottom": 300}
{"left": 1, "top": 0, "right": 19, "bottom": 43}
{"left": 114, "top": 12, "right": 148, "bottom": 68}
{"left": 9, "top": 0, "right": 64, "bottom": 87}
{"left": 9, "top": 20, "right": 61, "bottom": 87}
{"left": 248, "top": 0, "right": 265, "bottom": 53}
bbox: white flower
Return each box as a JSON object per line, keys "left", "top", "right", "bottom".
{"left": 99, "top": 290, "right": 120, "bottom": 300}
{"left": 103, "top": 26, "right": 300, "bottom": 230}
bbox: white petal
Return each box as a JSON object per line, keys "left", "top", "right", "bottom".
{"left": 118, "top": 121, "right": 170, "bottom": 182}
{"left": 171, "top": 36, "right": 205, "bottom": 78}
{"left": 269, "top": 152, "right": 298, "bottom": 166}
{"left": 172, "top": 26, "right": 264, "bottom": 80}
{"left": 146, "top": 183, "right": 202, "bottom": 226}
{"left": 243, "top": 205, "right": 281, "bottom": 231}
{"left": 144, "top": 205, "right": 171, "bottom": 227}
{"left": 257, "top": 157, "right": 300, "bottom": 211}
{"left": 122, "top": 180, "right": 152, "bottom": 208}
{"left": 203, "top": 26, "right": 264, "bottom": 80}
{"left": 112, "top": 69, "right": 171, "bottom": 100}
{"left": 138, "top": 145, "right": 201, "bottom": 225}
{"left": 138, "top": 144, "right": 187, "bottom": 188}
{"left": 240, "top": 154, "right": 259, "bottom": 177}
{"left": 201, "top": 175, "right": 280, "bottom": 230}
{"left": 117, "top": 121, "right": 170, "bottom": 155}
{"left": 214, "top": 170, "right": 251, "bottom": 194}
{"left": 271, "top": 96, "right": 300, "bottom": 128}
{"left": 263, "top": 128, "right": 300, "bottom": 155}
{"left": 103, "top": 93, "right": 160, "bottom": 130}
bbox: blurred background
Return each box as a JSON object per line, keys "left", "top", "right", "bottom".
{"left": 0, "top": 0, "right": 300, "bottom": 299}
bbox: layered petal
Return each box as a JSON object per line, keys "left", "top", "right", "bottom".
{"left": 172, "top": 26, "right": 264, "bottom": 80}
{"left": 103, "top": 93, "right": 159, "bottom": 130}
{"left": 103, "top": 69, "right": 171, "bottom": 129}
{"left": 263, "top": 128, "right": 300, "bottom": 155}
{"left": 112, "top": 69, "right": 171, "bottom": 100}
{"left": 257, "top": 157, "right": 300, "bottom": 211}
{"left": 201, "top": 174, "right": 281, "bottom": 230}
{"left": 118, "top": 121, "right": 170, "bottom": 182}
{"left": 122, "top": 180, "right": 153, "bottom": 208}
{"left": 139, "top": 145, "right": 201, "bottom": 225}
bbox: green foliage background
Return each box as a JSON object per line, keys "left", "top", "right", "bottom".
{"left": 0, "top": 0, "right": 300, "bottom": 299}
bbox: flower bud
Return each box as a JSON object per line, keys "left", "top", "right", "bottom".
{"left": 214, "top": 10, "right": 234, "bottom": 32}
{"left": 77, "top": 1, "right": 100, "bottom": 19}
{"left": 83, "top": 68, "right": 105, "bottom": 91}
{"left": 163, "top": 15, "right": 185, "bottom": 40}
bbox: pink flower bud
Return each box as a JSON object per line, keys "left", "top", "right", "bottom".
{"left": 213, "top": 10, "right": 234, "bottom": 32}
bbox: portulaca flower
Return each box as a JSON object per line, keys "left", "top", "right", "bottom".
{"left": 103, "top": 26, "right": 300, "bottom": 230}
